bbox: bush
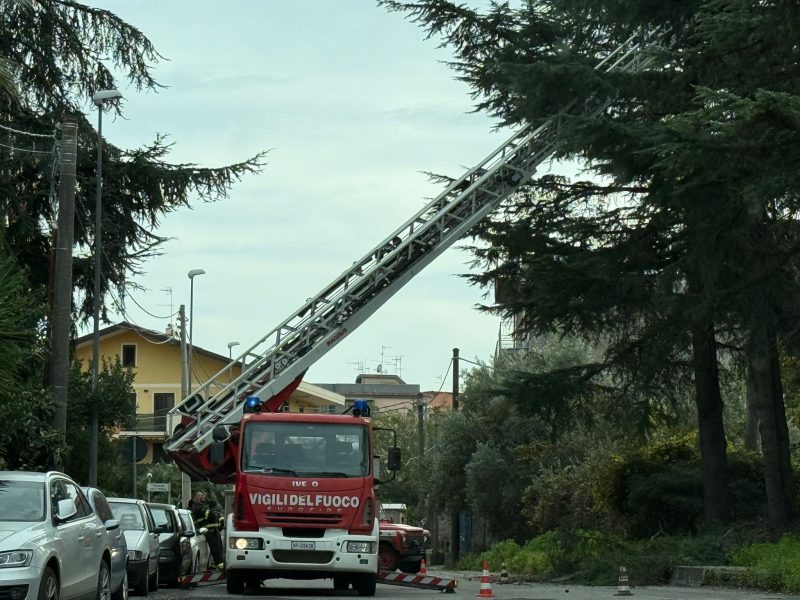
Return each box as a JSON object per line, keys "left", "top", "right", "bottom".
{"left": 728, "top": 535, "right": 800, "bottom": 593}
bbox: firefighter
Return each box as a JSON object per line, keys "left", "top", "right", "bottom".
{"left": 189, "top": 490, "right": 225, "bottom": 569}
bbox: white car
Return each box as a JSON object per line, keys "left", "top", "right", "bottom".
{"left": 106, "top": 498, "right": 159, "bottom": 596}
{"left": 0, "top": 470, "right": 114, "bottom": 600}
{"left": 177, "top": 509, "right": 209, "bottom": 573}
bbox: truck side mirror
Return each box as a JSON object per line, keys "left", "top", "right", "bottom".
{"left": 212, "top": 424, "right": 229, "bottom": 442}
{"left": 387, "top": 447, "right": 401, "bottom": 471}
{"left": 209, "top": 440, "right": 225, "bottom": 466}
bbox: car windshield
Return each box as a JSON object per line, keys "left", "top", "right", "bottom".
{"left": 109, "top": 502, "right": 145, "bottom": 530}
{"left": 0, "top": 480, "right": 45, "bottom": 522}
{"left": 150, "top": 507, "right": 176, "bottom": 532}
{"left": 242, "top": 421, "right": 370, "bottom": 478}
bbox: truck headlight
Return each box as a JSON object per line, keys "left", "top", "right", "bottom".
{"left": 230, "top": 537, "right": 263, "bottom": 550}
{"left": 345, "top": 541, "right": 375, "bottom": 553}
{"left": 127, "top": 550, "right": 143, "bottom": 560}
{"left": 0, "top": 550, "right": 33, "bottom": 568}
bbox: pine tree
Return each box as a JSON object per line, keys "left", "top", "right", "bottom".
{"left": 381, "top": 0, "right": 800, "bottom": 529}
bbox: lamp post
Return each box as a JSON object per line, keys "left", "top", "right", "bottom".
{"left": 89, "top": 88, "right": 122, "bottom": 487}
{"left": 227, "top": 341, "right": 240, "bottom": 359}
{"left": 187, "top": 269, "right": 206, "bottom": 394}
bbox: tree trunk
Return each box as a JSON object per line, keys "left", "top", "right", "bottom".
{"left": 748, "top": 324, "right": 794, "bottom": 531}
{"left": 744, "top": 367, "right": 760, "bottom": 451}
{"left": 691, "top": 321, "right": 731, "bottom": 525}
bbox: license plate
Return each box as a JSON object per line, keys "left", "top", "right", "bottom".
{"left": 291, "top": 541, "right": 316, "bottom": 550}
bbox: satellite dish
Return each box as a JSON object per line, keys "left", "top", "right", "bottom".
{"left": 376, "top": 364, "right": 382, "bottom": 373}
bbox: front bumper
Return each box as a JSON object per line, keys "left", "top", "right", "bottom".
{"left": 0, "top": 565, "right": 42, "bottom": 600}
{"left": 226, "top": 527, "right": 377, "bottom": 576}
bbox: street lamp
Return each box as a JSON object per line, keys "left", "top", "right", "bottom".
{"left": 227, "top": 341, "right": 240, "bottom": 359}
{"left": 187, "top": 269, "right": 206, "bottom": 394}
{"left": 89, "top": 88, "right": 123, "bottom": 487}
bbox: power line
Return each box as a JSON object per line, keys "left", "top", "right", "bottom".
{"left": 0, "top": 122, "right": 55, "bottom": 138}
{"left": 0, "top": 140, "right": 54, "bottom": 154}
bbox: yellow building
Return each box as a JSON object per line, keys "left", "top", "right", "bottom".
{"left": 74, "top": 322, "right": 345, "bottom": 462}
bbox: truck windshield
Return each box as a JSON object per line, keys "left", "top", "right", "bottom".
{"left": 242, "top": 422, "right": 369, "bottom": 478}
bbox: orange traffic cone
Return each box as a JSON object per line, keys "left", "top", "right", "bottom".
{"left": 420, "top": 558, "right": 428, "bottom": 575}
{"left": 614, "top": 566, "right": 633, "bottom": 596}
{"left": 477, "top": 560, "right": 495, "bottom": 598}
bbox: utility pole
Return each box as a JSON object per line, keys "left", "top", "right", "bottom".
{"left": 179, "top": 304, "right": 191, "bottom": 508}
{"left": 417, "top": 394, "right": 425, "bottom": 457}
{"left": 452, "top": 348, "right": 459, "bottom": 410}
{"left": 449, "top": 347, "right": 460, "bottom": 566}
{"left": 49, "top": 115, "right": 79, "bottom": 440}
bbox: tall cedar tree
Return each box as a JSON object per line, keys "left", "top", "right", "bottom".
{"left": 0, "top": 0, "right": 267, "bottom": 322}
{"left": 380, "top": 0, "right": 800, "bottom": 529}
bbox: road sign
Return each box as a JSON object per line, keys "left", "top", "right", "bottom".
{"left": 147, "top": 482, "right": 171, "bottom": 493}
{"left": 120, "top": 436, "right": 147, "bottom": 462}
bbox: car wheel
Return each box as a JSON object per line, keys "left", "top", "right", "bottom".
{"left": 38, "top": 567, "right": 59, "bottom": 600}
{"left": 96, "top": 561, "right": 111, "bottom": 600}
{"left": 111, "top": 570, "right": 128, "bottom": 600}
{"left": 378, "top": 543, "right": 399, "bottom": 572}
{"left": 399, "top": 559, "right": 422, "bottom": 574}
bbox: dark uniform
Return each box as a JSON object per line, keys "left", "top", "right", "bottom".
{"left": 189, "top": 492, "right": 225, "bottom": 568}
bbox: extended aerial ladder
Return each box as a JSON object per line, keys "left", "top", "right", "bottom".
{"left": 166, "top": 27, "right": 664, "bottom": 481}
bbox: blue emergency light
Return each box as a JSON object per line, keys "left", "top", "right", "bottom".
{"left": 243, "top": 396, "right": 263, "bottom": 414}
{"left": 352, "top": 399, "right": 370, "bottom": 418}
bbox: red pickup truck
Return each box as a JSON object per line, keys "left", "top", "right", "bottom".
{"left": 378, "top": 507, "right": 429, "bottom": 573}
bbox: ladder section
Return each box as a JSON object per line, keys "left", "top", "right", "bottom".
{"left": 166, "top": 27, "right": 663, "bottom": 458}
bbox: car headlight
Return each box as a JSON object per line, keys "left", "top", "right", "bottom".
{"left": 127, "top": 550, "right": 144, "bottom": 560}
{"left": 0, "top": 550, "right": 33, "bottom": 568}
{"left": 345, "top": 541, "right": 375, "bottom": 553}
{"left": 230, "top": 537, "right": 263, "bottom": 550}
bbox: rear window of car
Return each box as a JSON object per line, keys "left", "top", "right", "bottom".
{"left": 178, "top": 512, "right": 194, "bottom": 532}
{"left": 0, "top": 480, "right": 45, "bottom": 522}
{"left": 109, "top": 502, "right": 145, "bottom": 530}
{"left": 150, "top": 507, "right": 177, "bottom": 532}
{"left": 91, "top": 491, "right": 114, "bottom": 522}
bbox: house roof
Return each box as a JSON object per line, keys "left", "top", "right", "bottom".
{"left": 73, "top": 321, "right": 235, "bottom": 366}
{"left": 75, "top": 322, "right": 347, "bottom": 408}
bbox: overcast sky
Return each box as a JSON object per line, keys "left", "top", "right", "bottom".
{"left": 85, "top": 1, "right": 513, "bottom": 392}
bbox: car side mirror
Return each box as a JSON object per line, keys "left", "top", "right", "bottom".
{"left": 105, "top": 519, "right": 120, "bottom": 531}
{"left": 182, "top": 531, "right": 195, "bottom": 538}
{"left": 56, "top": 498, "right": 77, "bottom": 522}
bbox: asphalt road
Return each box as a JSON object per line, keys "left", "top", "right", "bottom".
{"left": 152, "top": 568, "right": 800, "bottom": 600}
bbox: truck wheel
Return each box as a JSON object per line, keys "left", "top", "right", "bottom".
{"left": 378, "top": 543, "right": 399, "bottom": 572}
{"left": 226, "top": 570, "right": 245, "bottom": 594}
{"left": 333, "top": 576, "right": 350, "bottom": 590}
{"left": 245, "top": 575, "right": 262, "bottom": 590}
{"left": 399, "top": 560, "right": 422, "bottom": 574}
{"left": 355, "top": 573, "right": 377, "bottom": 597}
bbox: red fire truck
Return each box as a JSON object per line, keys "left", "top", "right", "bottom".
{"left": 165, "top": 26, "right": 657, "bottom": 596}
{"left": 200, "top": 397, "right": 398, "bottom": 594}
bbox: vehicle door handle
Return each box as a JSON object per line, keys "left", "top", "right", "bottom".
{"left": 96, "top": 531, "right": 103, "bottom": 537}
{"left": 77, "top": 536, "right": 85, "bottom": 541}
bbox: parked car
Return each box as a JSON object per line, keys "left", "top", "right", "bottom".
{"left": 378, "top": 506, "right": 429, "bottom": 573}
{"left": 0, "top": 470, "right": 114, "bottom": 600}
{"left": 82, "top": 486, "right": 129, "bottom": 600}
{"left": 177, "top": 508, "right": 209, "bottom": 573}
{"left": 107, "top": 497, "right": 160, "bottom": 596}
{"left": 147, "top": 503, "right": 193, "bottom": 587}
